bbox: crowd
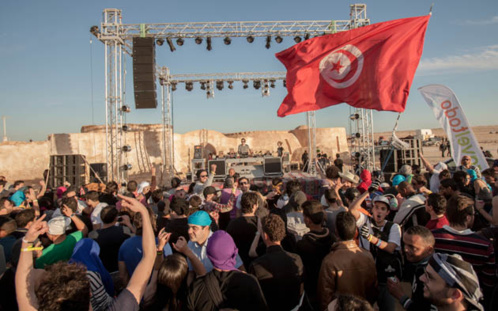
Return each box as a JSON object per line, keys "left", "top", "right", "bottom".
{"left": 0, "top": 154, "right": 497, "bottom": 311}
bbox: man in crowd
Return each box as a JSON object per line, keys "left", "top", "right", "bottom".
{"left": 425, "top": 193, "right": 449, "bottom": 230}
{"left": 393, "top": 181, "right": 428, "bottom": 229}
{"left": 420, "top": 253, "right": 484, "bottom": 311}
{"left": 235, "top": 176, "right": 252, "bottom": 217}
{"left": 387, "top": 225, "right": 435, "bottom": 310}
{"left": 193, "top": 163, "right": 217, "bottom": 197}
{"left": 84, "top": 190, "right": 108, "bottom": 230}
{"left": 318, "top": 211, "right": 377, "bottom": 310}
{"left": 238, "top": 138, "right": 251, "bottom": 157}
{"left": 456, "top": 155, "right": 481, "bottom": 178}
{"left": 249, "top": 214, "right": 304, "bottom": 311}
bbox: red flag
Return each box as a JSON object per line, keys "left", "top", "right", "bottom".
{"left": 276, "top": 15, "right": 430, "bottom": 117}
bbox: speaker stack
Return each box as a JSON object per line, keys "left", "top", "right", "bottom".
{"left": 379, "top": 138, "right": 422, "bottom": 173}
{"left": 264, "top": 157, "right": 283, "bottom": 176}
{"left": 49, "top": 155, "right": 88, "bottom": 188}
{"left": 133, "top": 37, "right": 157, "bottom": 109}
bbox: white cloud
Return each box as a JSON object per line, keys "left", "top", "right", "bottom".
{"left": 418, "top": 45, "right": 498, "bottom": 75}
{"left": 460, "top": 16, "right": 498, "bottom": 25}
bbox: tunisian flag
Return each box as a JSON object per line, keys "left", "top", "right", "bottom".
{"left": 276, "top": 15, "right": 430, "bottom": 117}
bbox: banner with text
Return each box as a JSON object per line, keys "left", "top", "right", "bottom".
{"left": 419, "top": 84, "right": 489, "bottom": 172}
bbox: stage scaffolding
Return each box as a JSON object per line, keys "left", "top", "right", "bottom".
{"left": 92, "top": 4, "right": 372, "bottom": 183}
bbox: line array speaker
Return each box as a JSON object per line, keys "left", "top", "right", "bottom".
{"left": 133, "top": 37, "right": 157, "bottom": 109}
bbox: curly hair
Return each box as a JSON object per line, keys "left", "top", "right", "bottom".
{"left": 35, "top": 262, "right": 90, "bottom": 311}
{"left": 262, "top": 214, "right": 286, "bottom": 242}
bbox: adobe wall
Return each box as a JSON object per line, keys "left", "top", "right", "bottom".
{"left": 0, "top": 124, "right": 349, "bottom": 181}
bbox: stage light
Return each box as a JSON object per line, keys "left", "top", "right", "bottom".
{"left": 200, "top": 81, "right": 206, "bottom": 90}
{"left": 304, "top": 33, "right": 310, "bottom": 40}
{"left": 122, "top": 145, "right": 132, "bottom": 152}
{"left": 275, "top": 36, "right": 283, "bottom": 43}
{"left": 265, "top": 36, "right": 271, "bottom": 49}
{"left": 121, "top": 164, "right": 132, "bottom": 171}
{"left": 121, "top": 105, "right": 131, "bottom": 113}
{"left": 228, "top": 81, "right": 234, "bottom": 90}
{"left": 216, "top": 80, "right": 224, "bottom": 90}
{"left": 246, "top": 35, "right": 254, "bottom": 43}
{"left": 206, "top": 90, "right": 214, "bottom": 99}
{"left": 171, "top": 82, "right": 177, "bottom": 91}
{"left": 283, "top": 80, "right": 287, "bottom": 87}
{"left": 206, "top": 37, "right": 212, "bottom": 51}
{"left": 270, "top": 80, "right": 276, "bottom": 88}
{"left": 90, "top": 26, "right": 100, "bottom": 36}
{"left": 224, "top": 37, "right": 231, "bottom": 45}
{"left": 176, "top": 38, "right": 184, "bottom": 46}
{"left": 349, "top": 113, "right": 360, "bottom": 120}
{"left": 166, "top": 38, "right": 176, "bottom": 52}
{"left": 242, "top": 79, "right": 249, "bottom": 89}
{"left": 186, "top": 82, "right": 194, "bottom": 91}
{"left": 122, "top": 125, "right": 129, "bottom": 132}
{"left": 195, "top": 37, "right": 203, "bottom": 44}
{"left": 262, "top": 80, "right": 270, "bottom": 97}
{"left": 253, "top": 80, "right": 261, "bottom": 89}
{"left": 294, "top": 36, "right": 302, "bottom": 43}
{"left": 156, "top": 39, "right": 164, "bottom": 46}
{"left": 352, "top": 133, "right": 361, "bottom": 139}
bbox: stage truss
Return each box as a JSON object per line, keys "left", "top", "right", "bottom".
{"left": 93, "top": 4, "right": 372, "bottom": 183}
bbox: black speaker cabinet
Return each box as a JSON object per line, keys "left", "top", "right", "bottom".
{"left": 49, "top": 155, "right": 87, "bottom": 188}
{"left": 264, "top": 157, "right": 282, "bottom": 175}
{"left": 90, "top": 163, "right": 107, "bottom": 183}
{"left": 208, "top": 160, "right": 227, "bottom": 176}
{"left": 133, "top": 37, "right": 157, "bottom": 109}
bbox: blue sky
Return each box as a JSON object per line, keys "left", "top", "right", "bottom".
{"left": 1, "top": 0, "right": 497, "bottom": 141}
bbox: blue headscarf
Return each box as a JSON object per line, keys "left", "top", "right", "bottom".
{"left": 10, "top": 189, "right": 26, "bottom": 207}
{"left": 467, "top": 169, "right": 478, "bottom": 183}
{"left": 70, "top": 239, "right": 114, "bottom": 296}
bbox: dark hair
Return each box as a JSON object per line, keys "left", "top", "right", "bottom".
{"left": 335, "top": 212, "right": 357, "bottom": 241}
{"left": 104, "top": 181, "right": 118, "bottom": 195}
{"left": 241, "top": 192, "right": 259, "bottom": 214}
{"left": 0, "top": 180, "right": 6, "bottom": 187}
{"left": 85, "top": 191, "right": 100, "bottom": 202}
{"left": 170, "top": 197, "right": 189, "bottom": 216}
{"left": 325, "top": 166, "right": 340, "bottom": 179}
{"left": 344, "top": 188, "right": 360, "bottom": 203}
{"left": 238, "top": 177, "right": 249, "bottom": 185}
{"left": 324, "top": 188, "right": 337, "bottom": 204}
{"left": 134, "top": 206, "right": 156, "bottom": 236}
{"left": 285, "top": 180, "right": 302, "bottom": 196}
{"left": 151, "top": 254, "right": 189, "bottom": 311}
{"left": 189, "top": 195, "right": 202, "bottom": 208}
{"left": 262, "top": 214, "right": 286, "bottom": 242}
{"left": 427, "top": 193, "right": 447, "bottom": 215}
{"left": 35, "top": 262, "right": 90, "bottom": 311}
{"left": 171, "top": 177, "right": 182, "bottom": 189}
{"left": 15, "top": 209, "right": 36, "bottom": 228}
{"left": 13, "top": 180, "right": 24, "bottom": 188}
{"left": 100, "top": 206, "right": 118, "bottom": 224}
{"left": 440, "top": 178, "right": 458, "bottom": 191}
{"left": 187, "top": 182, "right": 196, "bottom": 194}
{"left": 127, "top": 180, "right": 138, "bottom": 192}
{"left": 411, "top": 174, "right": 427, "bottom": 187}
{"left": 439, "top": 169, "right": 451, "bottom": 181}
{"left": 61, "top": 197, "right": 78, "bottom": 213}
{"left": 196, "top": 169, "right": 207, "bottom": 179}
{"left": 452, "top": 171, "right": 468, "bottom": 189}
{"left": 335, "top": 294, "right": 374, "bottom": 311}
{"left": 151, "top": 189, "right": 164, "bottom": 203}
{"left": 302, "top": 200, "right": 324, "bottom": 225}
{"left": 404, "top": 225, "right": 435, "bottom": 247}
{"left": 446, "top": 195, "right": 474, "bottom": 228}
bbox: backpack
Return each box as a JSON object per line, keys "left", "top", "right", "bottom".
{"left": 369, "top": 219, "right": 403, "bottom": 283}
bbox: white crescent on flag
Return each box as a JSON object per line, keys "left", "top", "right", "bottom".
{"left": 319, "top": 44, "right": 364, "bottom": 89}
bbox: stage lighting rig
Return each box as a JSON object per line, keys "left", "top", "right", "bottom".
{"left": 171, "top": 82, "right": 177, "bottom": 91}
{"left": 262, "top": 80, "right": 270, "bottom": 97}
{"left": 216, "top": 80, "right": 224, "bottom": 90}
{"left": 206, "top": 37, "right": 212, "bottom": 51}
{"left": 176, "top": 38, "right": 184, "bottom": 46}
{"left": 304, "top": 33, "right": 310, "bottom": 40}
{"left": 121, "top": 164, "right": 132, "bottom": 171}
{"left": 90, "top": 25, "right": 100, "bottom": 36}
{"left": 253, "top": 80, "right": 261, "bottom": 89}
{"left": 186, "top": 82, "right": 194, "bottom": 91}
{"left": 283, "top": 80, "right": 287, "bottom": 88}
{"left": 122, "top": 125, "right": 129, "bottom": 132}
{"left": 228, "top": 81, "right": 234, "bottom": 89}
{"left": 156, "top": 38, "right": 164, "bottom": 46}
{"left": 265, "top": 36, "right": 271, "bottom": 49}
{"left": 200, "top": 81, "right": 206, "bottom": 90}
{"left": 294, "top": 36, "right": 302, "bottom": 43}
{"left": 122, "top": 145, "right": 132, "bottom": 152}
{"left": 120, "top": 105, "right": 131, "bottom": 113}
{"left": 246, "top": 35, "right": 254, "bottom": 43}
{"left": 195, "top": 37, "right": 203, "bottom": 44}
{"left": 224, "top": 37, "right": 231, "bottom": 45}
{"left": 275, "top": 36, "right": 283, "bottom": 43}
{"left": 350, "top": 113, "right": 360, "bottom": 120}
{"left": 242, "top": 80, "right": 249, "bottom": 89}
{"left": 270, "top": 80, "right": 276, "bottom": 88}
{"left": 166, "top": 38, "right": 176, "bottom": 52}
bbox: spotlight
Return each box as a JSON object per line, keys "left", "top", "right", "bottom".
{"left": 216, "top": 80, "right": 224, "bottom": 91}
{"left": 242, "top": 80, "right": 249, "bottom": 89}
{"left": 90, "top": 26, "right": 100, "bottom": 36}
{"left": 166, "top": 38, "right": 176, "bottom": 52}
{"left": 206, "top": 90, "right": 215, "bottom": 99}
{"left": 352, "top": 133, "right": 361, "bottom": 139}
{"left": 283, "top": 80, "right": 287, "bottom": 88}
{"left": 253, "top": 80, "right": 261, "bottom": 89}
{"left": 294, "top": 36, "right": 302, "bottom": 43}
{"left": 206, "top": 81, "right": 214, "bottom": 98}
{"left": 122, "top": 125, "right": 129, "bottom": 132}
{"left": 224, "top": 37, "right": 231, "bottom": 45}
{"left": 275, "top": 36, "right": 283, "bottom": 43}
{"left": 195, "top": 37, "right": 203, "bottom": 45}
{"left": 121, "top": 164, "right": 132, "bottom": 171}
{"left": 186, "top": 82, "right": 194, "bottom": 91}
{"left": 262, "top": 80, "right": 270, "bottom": 97}
{"left": 206, "top": 37, "right": 212, "bottom": 51}
{"left": 354, "top": 152, "right": 361, "bottom": 159}
{"left": 156, "top": 39, "right": 164, "bottom": 46}
{"left": 176, "top": 38, "right": 184, "bottom": 46}
{"left": 349, "top": 113, "right": 360, "bottom": 120}
{"left": 200, "top": 81, "right": 206, "bottom": 90}
{"left": 121, "top": 105, "right": 131, "bottom": 113}
{"left": 171, "top": 82, "right": 177, "bottom": 91}
{"left": 304, "top": 33, "right": 310, "bottom": 40}
{"left": 246, "top": 35, "right": 254, "bottom": 43}
{"left": 228, "top": 81, "right": 234, "bottom": 90}
{"left": 122, "top": 145, "right": 132, "bottom": 152}
{"left": 265, "top": 36, "right": 271, "bottom": 49}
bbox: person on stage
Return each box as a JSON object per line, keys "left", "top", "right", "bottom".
{"left": 238, "top": 138, "right": 251, "bottom": 158}
{"left": 277, "top": 141, "right": 284, "bottom": 157}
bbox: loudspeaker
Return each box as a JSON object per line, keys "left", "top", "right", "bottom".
{"left": 49, "top": 155, "right": 88, "bottom": 188}
{"left": 379, "top": 149, "right": 396, "bottom": 173}
{"left": 264, "top": 157, "right": 282, "bottom": 175}
{"left": 133, "top": 37, "right": 157, "bottom": 109}
{"left": 90, "top": 163, "right": 107, "bottom": 183}
{"left": 194, "top": 145, "right": 202, "bottom": 159}
{"left": 208, "top": 160, "right": 226, "bottom": 176}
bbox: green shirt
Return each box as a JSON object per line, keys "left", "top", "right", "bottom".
{"left": 35, "top": 231, "right": 83, "bottom": 269}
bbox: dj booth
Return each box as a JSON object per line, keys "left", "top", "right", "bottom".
{"left": 191, "top": 156, "right": 283, "bottom": 180}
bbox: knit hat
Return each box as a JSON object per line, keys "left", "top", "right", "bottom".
{"left": 188, "top": 210, "right": 212, "bottom": 226}
{"left": 206, "top": 230, "right": 239, "bottom": 271}
{"left": 428, "top": 253, "right": 483, "bottom": 311}
{"left": 48, "top": 216, "right": 66, "bottom": 235}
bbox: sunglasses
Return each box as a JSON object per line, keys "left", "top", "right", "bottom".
{"left": 239, "top": 182, "right": 248, "bottom": 185}
{"left": 200, "top": 174, "right": 208, "bottom": 178}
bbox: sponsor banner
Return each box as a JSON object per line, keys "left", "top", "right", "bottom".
{"left": 419, "top": 84, "right": 489, "bottom": 172}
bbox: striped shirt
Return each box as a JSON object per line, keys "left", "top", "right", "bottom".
{"left": 432, "top": 225, "right": 496, "bottom": 289}
{"left": 88, "top": 271, "right": 113, "bottom": 311}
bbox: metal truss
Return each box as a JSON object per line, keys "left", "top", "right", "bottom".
{"left": 94, "top": 4, "right": 371, "bottom": 182}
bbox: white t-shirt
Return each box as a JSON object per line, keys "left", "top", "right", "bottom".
{"left": 356, "top": 213, "right": 401, "bottom": 252}
{"left": 91, "top": 202, "right": 109, "bottom": 227}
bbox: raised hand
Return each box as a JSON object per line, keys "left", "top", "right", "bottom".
{"left": 172, "top": 236, "right": 189, "bottom": 254}
{"left": 157, "top": 228, "right": 171, "bottom": 250}
{"left": 360, "top": 224, "right": 371, "bottom": 240}
{"left": 24, "top": 214, "right": 48, "bottom": 242}
{"left": 117, "top": 194, "right": 147, "bottom": 213}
